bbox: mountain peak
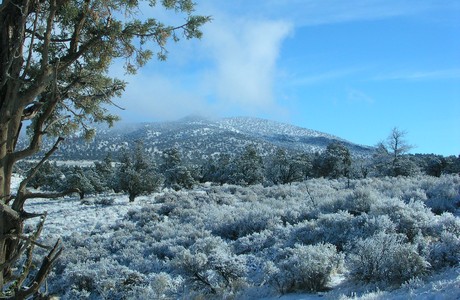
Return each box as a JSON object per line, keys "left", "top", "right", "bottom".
{"left": 25, "top": 116, "right": 374, "bottom": 161}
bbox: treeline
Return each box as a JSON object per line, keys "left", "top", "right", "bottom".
{"left": 16, "top": 138, "right": 460, "bottom": 202}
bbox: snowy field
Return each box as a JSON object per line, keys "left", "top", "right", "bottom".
{"left": 14, "top": 175, "right": 460, "bottom": 299}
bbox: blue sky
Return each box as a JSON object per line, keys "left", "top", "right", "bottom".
{"left": 113, "top": 0, "right": 460, "bottom": 156}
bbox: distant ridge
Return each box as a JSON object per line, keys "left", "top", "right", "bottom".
{"left": 20, "top": 116, "right": 374, "bottom": 161}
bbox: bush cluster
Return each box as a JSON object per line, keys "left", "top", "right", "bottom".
{"left": 38, "top": 175, "right": 460, "bottom": 298}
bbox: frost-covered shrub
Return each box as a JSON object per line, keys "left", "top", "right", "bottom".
{"left": 349, "top": 214, "right": 396, "bottom": 241}
{"left": 435, "top": 212, "right": 460, "bottom": 236}
{"left": 149, "top": 272, "right": 183, "bottom": 299}
{"left": 173, "top": 236, "right": 247, "bottom": 296}
{"left": 268, "top": 243, "right": 342, "bottom": 293}
{"left": 232, "top": 230, "right": 277, "bottom": 255}
{"left": 425, "top": 175, "right": 460, "bottom": 213}
{"left": 51, "top": 258, "right": 149, "bottom": 299}
{"left": 429, "top": 231, "right": 460, "bottom": 269}
{"left": 370, "top": 198, "right": 435, "bottom": 241}
{"left": 124, "top": 205, "right": 160, "bottom": 227}
{"left": 94, "top": 196, "right": 115, "bottom": 206}
{"left": 342, "top": 187, "right": 378, "bottom": 214}
{"left": 211, "top": 206, "right": 282, "bottom": 240}
{"left": 401, "top": 188, "right": 427, "bottom": 203}
{"left": 309, "top": 211, "right": 355, "bottom": 250}
{"left": 347, "top": 232, "right": 429, "bottom": 285}
{"left": 289, "top": 211, "right": 396, "bottom": 250}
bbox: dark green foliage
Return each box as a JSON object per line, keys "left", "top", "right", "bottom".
{"left": 62, "top": 167, "right": 95, "bottom": 199}
{"left": 27, "top": 161, "right": 63, "bottom": 190}
{"left": 201, "top": 153, "right": 233, "bottom": 185}
{"left": 230, "top": 145, "right": 264, "bottom": 185}
{"left": 160, "top": 148, "right": 195, "bottom": 190}
{"left": 266, "top": 149, "right": 310, "bottom": 184}
{"left": 94, "top": 154, "right": 116, "bottom": 192}
{"left": 116, "top": 143, "right": 162, "bottom": 201}
{"left": 314, "top": 142, "right": 352, "bottom": 179}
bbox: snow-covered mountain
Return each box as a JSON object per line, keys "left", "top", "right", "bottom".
{"left": 24, "top": 116, "right": 374, "bottom": 161}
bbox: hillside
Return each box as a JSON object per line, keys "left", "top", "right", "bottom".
{"left": 20, "top": 116, "right": 374, "bottom": 161}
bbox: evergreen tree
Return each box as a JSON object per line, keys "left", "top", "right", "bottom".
{"left": 314, "top": 142, "right": 352, "bottom": 179}
{"left": 231, "top": 145, "right": 264, "bottom": 185}
{"left": 116, "top": 143, "right": 162, "bottom": 202}
{"left": 444, "top": 155, "right": 460, "bottom": 175}
{"left": 27, "top": 161, "right": 62, "bottom": 190}
{"left": 62, "top": 167, "right": 95, "bottom": 199}
{"left": 201, "top": 153, "right": 233, "bottom": 185}
{"left": 160, "top": 148, "right": 195, "bottom": 190}
{"left": 94, "top": 153, "right": 116, "bottom": 192}
{"left": 266, "top": 149, "right": 305, "bottom": 185}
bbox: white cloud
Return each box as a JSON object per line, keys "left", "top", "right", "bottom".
{"left": 203, "top": 17, "right": 293, "bottom": 111}
{"left": 112, "top": 18, "right": 293, "bottom": 121}
{"left": 111, "top": 10, "right": 293, "bottom": 121}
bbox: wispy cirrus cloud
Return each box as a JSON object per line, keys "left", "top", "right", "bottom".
{"left": 373, "top": 69, "right": 460, "bottom": 81}
{"left": 208, "top": 0, "right": 460, "bottom": 27}
{"left": 347, "top": 88, "right": 375, "bottom": 104}
{"left": 288, "top": 67, "right": 366, "bottom": 86}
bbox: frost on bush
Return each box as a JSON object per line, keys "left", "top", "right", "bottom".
{"left": 268, "top": 243, "right": 343, "bottom": 294}
{"left": 425, "top": 176, "right": 460, "bottom": 214}
{"left": 124, "top": 204, "right": 161, "bottom": 227}
{"left": 211, "top": 205, "right": 281, "bottom": 240}
{"left": 370, "top": 198, "right": 434, "bottom": 241}
{"left": 347, "top": 232, "right": 429, "bottom": 285}
{"left": 149, "top": 272, "right": 183, "bottom": 299}
{"left": 173, "top": 236, "right": 247, "bottom": 296}
{"left": 343, "top": 187, "right": 378, "bottom": 214}
{"left": 308, "top": 211, "right": 355, "bottom": 250}
{"left": 232, "top": 230, "right": 277, "bottom": 255}
{"left": 94, "top": 196, "right": 115, "bottom": 206}
{"left": 429, "top": 231, "right": 460, "bottom": 269}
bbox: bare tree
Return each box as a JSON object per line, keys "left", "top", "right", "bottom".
{"left": 0, "top": 1, "right": 209, "bottom": 297}
{"left": 385, "top": 127, "right": 414, "bottom": 176}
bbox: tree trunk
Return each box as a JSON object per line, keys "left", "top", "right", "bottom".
{"left": 129, "top": 193, "right": 136, "bottom": 202}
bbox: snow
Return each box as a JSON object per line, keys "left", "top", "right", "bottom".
{"left": 15, "top": 175, "right": 460, "bottom": 299}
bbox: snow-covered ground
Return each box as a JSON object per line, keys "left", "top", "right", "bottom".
{"left": 13, "top": 175, "right": 460, "bottom": 299}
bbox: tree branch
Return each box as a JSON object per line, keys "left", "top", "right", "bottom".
{"left": 41, "top": 0, "right": 57, "bottom": 70}
{"left": 21, "top": 5, "right": 40, "bottom": 81}
{"left": 12, "top": 137, "right": 64, "bottom": 211}
{"left": 21, "top": 188, "right": 81, "bottom": 201}
{"left": 10, "top": 239, "right": 63, "bottom": 300}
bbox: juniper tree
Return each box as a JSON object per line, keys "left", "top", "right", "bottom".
{"left": 26, "top": 161, "right": 62, "bottom": 190}
{"left": 160, "top": 147, "right": 195, "bottom": 190}
{"left": 266, "top": 149, "right": 305, "bottom": 185}
{"left": 94, "top": 153, "right": 116, "bottom": 192}
{"left": 315, "top": 142, "right": 352, "bottom": 179}
{"left": 231, "top": 144, "right": 264, "bottom": 185}
{"left": 200, "top": 153, "right": 233, "bottom": 185}
{"left": 116, "top": 142, "right": 162, "bottom": 202}
{"left": 62, "top": 166, "right": 94, "bottom": 199}
{"left": 0, "top": 0, "right": 209, "bottom": 297}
